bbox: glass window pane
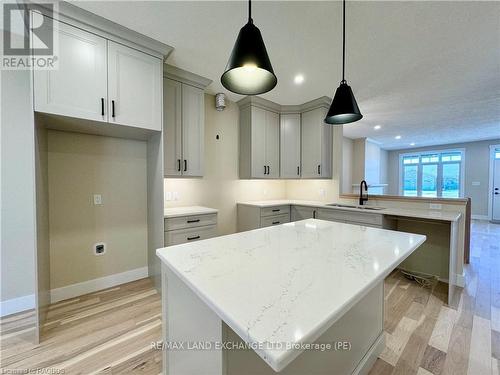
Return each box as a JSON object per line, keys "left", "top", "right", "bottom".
{"left": 403, "top": 165, "right": 418, "bottom": 196}
{"left": 403, "top": 156, "right": 419, "bottom": 164}
{"left": 442, "top": 163, "right": 460, "bottom": 198}
{"left": 421, "top": 164, "right": 437, "bottom": 197}
{"left": 495, "top": 151, "right": 500, "bottom": 159}
{"left": 421, "top": 154, "right": 439, "bottom": 163}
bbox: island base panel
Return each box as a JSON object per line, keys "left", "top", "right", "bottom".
{"left": 162, "top": 264, "right": 384, "bottom": 375}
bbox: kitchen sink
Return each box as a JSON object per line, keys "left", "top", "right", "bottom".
{"left": 327, "top": 203, "right": 385, "bottom": 211}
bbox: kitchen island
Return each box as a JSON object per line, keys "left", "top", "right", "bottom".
{"left": 157, "top": 219, "right": 426, "bottom": 374}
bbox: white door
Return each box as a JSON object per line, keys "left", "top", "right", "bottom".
{"left": 265, "top": 110, "right": 280, "bottom": 178}
{"left": 280, "top": 113, "right": 301, "bottom": 178}
{"left": 107, "top": 41, "right": 162, "bottom": 131}
{"left": 33, "top": 12, "right": 107, "bottom": 122}
{"left": 164, "top": 79, "right": 182, "bottom": 176}
{"left": 181, "top": 84, "right": 204, "bottom": 177}
{"left": 301, "top": 109, "right": 322, "bottom": 178}
{"left": 493, "top": 155, "right": 500, "bottom": 221}
{"left": 251, "top": 107, "right": 267, "bottom": 178}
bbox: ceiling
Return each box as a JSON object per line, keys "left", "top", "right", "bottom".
{"left": 74, "top": 1, "right": 500, "bottom": 150}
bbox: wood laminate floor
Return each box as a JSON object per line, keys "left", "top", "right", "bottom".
{"left": 1, "top": 220, "right": 498, "bottom": 374}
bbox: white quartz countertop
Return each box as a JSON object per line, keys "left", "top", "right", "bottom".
{"left": 164, "top": 206, "right": 218, "bottom": 218}
{"left": 156, "top": 219, "right": 426, "bottom": 372}
{"left": 237, "top": 199, "right": 462, "bottom": 222}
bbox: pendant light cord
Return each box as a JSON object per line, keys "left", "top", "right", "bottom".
{"left": 248, "top": 0, "right": 253, "bottom": 23}
{"left": 342, "top": 0, "right": 346, "bottom": 83}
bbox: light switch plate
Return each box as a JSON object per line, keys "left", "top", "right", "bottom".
{"left": 165, "top": 191, "right": 172, "bottom": 201}
{"left": 173, "top": 191, "right": 179, "bottom": 201}
{"left": 429, "top": 203, "right": 442, "bottom": 210}
{"left": 93, "top": 194, "right": 102, "bottom": 205}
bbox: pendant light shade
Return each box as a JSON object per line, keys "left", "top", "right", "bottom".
{"left": 325, "top": 0, "right": 362, "bottom": 125}
{"left": 325, "top": 81, "right": 362, "bottom": 124}
{"left": 221, "top": 0, "right": 277, "bottom": 95}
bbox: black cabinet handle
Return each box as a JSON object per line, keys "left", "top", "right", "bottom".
{"left": 272, "top": 209, "right": 280, "bottom": 212}
{"left": 268, "top": 166, "right": 271, "bottom": 175}
{"left": 318, "top": 164, "right": 321, "bottom": 175}
{"left": 264, "top": 165, "right": 267, "bottom": 175}
{"left": 112, "top": 100, "right": 115, "bottom": 118}
{"left": 297, "top": 166, "right": 300, "bottom": 175}
{"left": 495, "top": 192, "right": 499, "bottom": 195}
{"left": 187, "top": 219, "right": 200, "bottom": 223}
{"left": 313, "top": 210, "right": 316, "bottom": 219}
{"left": 184, "top": 160, "right": 187, "bottom": 172}
{"left": 272, "top": 221, "right": 280, "bottom": 225}
{"left": 177, "top": 159, "right": 181, "bottom": 172}
{"left": 101, "top": 98, "right": 104, "bottom": 116}
{"left": 187, "top": 235, "right": 200, "bottom": 241}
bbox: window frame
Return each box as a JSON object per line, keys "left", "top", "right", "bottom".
{"left": 398, "top": 148, "right": 465, "bottom": 198}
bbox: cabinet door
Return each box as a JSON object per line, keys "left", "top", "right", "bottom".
{"left": 280, "top": 113, "right": 301, "bottom": 178}
{"left": 291, "top": 206, "right": 317, "bottom": 221}
{"left": 250, "top": 107, "right": 267, "bottom": 178}
{"left": 33, "top": 13, "right": 107, "bottom": 122}
{"left": 301, "top": 109, "right": 323, "bottom": 178}
{"left": 319, "top": 107, "right": 332, "bottom": 178}
{"left": 107, "top": 41, "right": 162, "bottom": 130}
{"left": 163, "top": 79, "right": 182, "bottom": 176}
{"left": 181, "top": 84, "right": 204, "bottom": 176}
{"left": 265, "top": 110, "right": 280, "bottom": 178}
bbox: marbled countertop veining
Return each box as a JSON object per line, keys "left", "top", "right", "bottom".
{"left": 156, "top": 219, "right": 426, "bottom": 371}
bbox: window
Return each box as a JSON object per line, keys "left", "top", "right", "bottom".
{"left": 495, "top": 151, "right": 500, "bottom": 160}
{"left": 400, "top": 150, "right": 464, "bottom": 198}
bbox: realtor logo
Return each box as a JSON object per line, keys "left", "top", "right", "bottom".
{"left": 2, "top": 2, "right": 58, "bottom": 69}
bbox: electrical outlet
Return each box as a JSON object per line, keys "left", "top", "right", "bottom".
{"left": 173, "top": 191, "right": 179, "bottom": 201}
{"left": 165, "top": 191, "right": 172, "bottom": 201}
{"left": 263, "top": 189, "right": 268, "bottom": 196}
{"left": 93, "top": 242, "right": 106, "bottom": 256}
{"left": 429, "top": 203, "right": 442, "bottom": 210}
{"left": 93, "top": 194, "right": 103, "bottom": 205}
{"left": 319, "top": 188, "right": 326, "bottom": 197}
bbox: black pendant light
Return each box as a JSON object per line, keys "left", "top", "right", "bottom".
{"left": 325, "top": 0, "right": 362, "bottom": 124}
{"left": 221, "top": 0, "right": 277, "bottom": 95}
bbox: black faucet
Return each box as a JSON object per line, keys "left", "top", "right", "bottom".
{"left": 359, "top": 180, "right": 368, "bottom": 206}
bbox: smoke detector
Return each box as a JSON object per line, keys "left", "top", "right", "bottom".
{"left": 215, "top": 93, "right": 226, "bottom": 111}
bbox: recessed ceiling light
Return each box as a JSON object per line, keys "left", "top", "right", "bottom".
{"left": 410, "top": 142, "right": 416, "bottom": 146}
{"left": 294, "top": 74, "right": 304, "bottom": 85}
{"left": 374, "top": 125, "right": 381, "bottom": 130}
{"left": 395, "top": 135, "right": 402, "bottom": 140}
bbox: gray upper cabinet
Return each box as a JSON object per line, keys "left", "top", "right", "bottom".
{"left": 163, "top": 66, "right": 211, "bottom": 178}
{"left": 301, "top": 107, "right": 332, "bottom": 178}
{"left": 280, "top": 113, "right": 301, "bottom": 178}
{"left": 181, "top": 84, "right": 205, "bottom": 177}
{"left": 163, "top": 78, "right": 205, "bottom": 177}
{"left": 240, "top": 104, "right": 280, "bottom": 179}
{"left": 164, "top": 79, "right": 183, "bottom": 176}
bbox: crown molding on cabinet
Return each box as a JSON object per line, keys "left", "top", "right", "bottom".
{"left": 237, "top": 95, "right": 332, "bottom": 114}
{"left": 164, "top": 65, "right": 212, "bottom": 89}
{"left": 31, "top": 1, "right": 174, "bottom": 60}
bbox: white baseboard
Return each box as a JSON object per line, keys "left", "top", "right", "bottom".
{"left": 0, "top": 294, "right": 35, "bottom": 317}
{"left": 50, "top": 266, "right": 148, "bottom": 303}
{"left": 471, "top": 214, "right": 490, "bottom": 220}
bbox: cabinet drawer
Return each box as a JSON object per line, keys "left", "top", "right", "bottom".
{"left": 260, "top": 205, "right": 290, "bottom": 217}
{"left": 260, "top": 214, "right": 290, "bottom": 228}
{"left": 165, "top": 213, "right": 217, "bottom": 231}
{"left": 318, "top": 209, "right": 383, "bottom": 226}
{"left": 164, "top": 225, "right": 217, "bottom": 246}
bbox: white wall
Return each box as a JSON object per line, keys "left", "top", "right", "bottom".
{"left": 386, "top": 139, "right": 500, "bottom": 217}
{"left": 0, "top": 69, "right": 37, "bottom": 315}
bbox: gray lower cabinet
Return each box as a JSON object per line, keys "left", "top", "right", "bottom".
{"left": 316, "top": 208, "right": 383, "bottom": 228}
{"left": 164, "top": 213, "right": 217, "bottom": 246}
{"left": 237, "top": 204, "right": 290, "bottom": 232}
{"left": 291, "top": 205, "right": 318, "bottom": 221}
